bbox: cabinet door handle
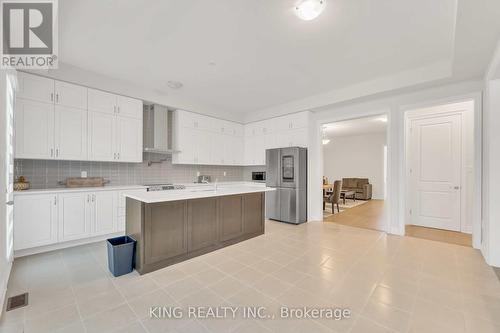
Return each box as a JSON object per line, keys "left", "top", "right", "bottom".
{"left": 113, "top": 153, "right": 116, "bottom": 160}
{"left": 50, "top": 93, "right": 54, "bottom": 102}
{"left": 54, "top": 196, "right": 57, "bottom": 205}
{"left": 56, "top": 93, "right": 59, "bottom": 103}
{"left": 117, "top": 153, "right": 120, "bottom": 160}
{"left": 50, "top": 148, "right": 54, "bottom": 157}
{"left": 92, "top": 194, "right": 95, "bottom": 202}
{"left": 56, "top": 148, "right": 59, "bottom": 157}
{"left": 87, "top": 195, "right": 90, "bottom": 203}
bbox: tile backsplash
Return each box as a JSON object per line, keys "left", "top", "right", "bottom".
{"left": 15, "top": 153, "right": 245, "bottom": 189}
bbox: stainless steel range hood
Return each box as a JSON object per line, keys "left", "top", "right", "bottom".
{"left": 143, "top": 104, "right": 176, "bottom": 154}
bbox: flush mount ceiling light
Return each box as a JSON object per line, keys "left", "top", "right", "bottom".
{"left": 295, "top": 0, "right": 326, "bottom": 21}
{"left": 167, "top": 81, "right": 183, "bottom": 89}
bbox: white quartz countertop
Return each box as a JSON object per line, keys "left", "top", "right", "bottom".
{"left": 124, "top": 185, "right": 275, "bottom": 203}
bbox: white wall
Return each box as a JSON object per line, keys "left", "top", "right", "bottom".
{"left": 323, "top": 133, "right": 386, "bottom": 199}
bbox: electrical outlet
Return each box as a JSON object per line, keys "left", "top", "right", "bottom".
{"left": 81, "top": 171, "right": 87, "bottom": 178}
{"left": 223, "top": 171, "right": 227, "bottom": 177}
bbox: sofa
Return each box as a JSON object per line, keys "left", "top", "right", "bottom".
{"left": 341, "top": 178, "right": 372, "bottom": 200}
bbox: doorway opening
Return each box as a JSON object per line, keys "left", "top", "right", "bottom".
{"left": 404, "top": 100, "right": 475, "bottom": 247}
{"left": 321, "top": 114, "right": 388, "bottom": 232}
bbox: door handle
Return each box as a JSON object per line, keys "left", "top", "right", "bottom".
{"left": 454, "top": 186, "right": 460, "bottom": 190}
{"left": 6, "top": 201, "right": 13, "bottom": 206}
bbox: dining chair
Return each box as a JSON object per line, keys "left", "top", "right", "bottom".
{"left": 324, "top": 180, "right": 342, "bottom": 214}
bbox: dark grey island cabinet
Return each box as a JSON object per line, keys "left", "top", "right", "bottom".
{"left": 126, "top": 192, "right": 265, "bottom": 274}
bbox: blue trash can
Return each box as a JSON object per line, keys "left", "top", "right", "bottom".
{"left": 107, "top": 236, "right": 136, "bottom": 277}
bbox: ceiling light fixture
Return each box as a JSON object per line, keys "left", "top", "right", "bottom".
{"left": 295, "top": 0, "right": 326, "bottom": 21}
{"left": 167, "top": 81, "right": 183, "bottom": 89}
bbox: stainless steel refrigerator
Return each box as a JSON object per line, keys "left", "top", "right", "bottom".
{"left": 265, "top": 147, "right": 307, "bottom": 224}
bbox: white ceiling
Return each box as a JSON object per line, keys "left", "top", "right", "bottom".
{"left": 58, "top": 0, "right": 500, "bottom": 117}
{"left": 323, "top": 115, "right": 387, "bottom": 138}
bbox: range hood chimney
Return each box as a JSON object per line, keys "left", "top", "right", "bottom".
{"left": 143, "top": 104, "right": 174, "bottom": 154}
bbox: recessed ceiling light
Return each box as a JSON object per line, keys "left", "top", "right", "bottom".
{"left": 295, "top": 0, "right": 326, "bottom": 21}
{"left": 167, "top": 81, "right": 183, "bottom": 89}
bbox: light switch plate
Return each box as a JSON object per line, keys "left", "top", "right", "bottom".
{"left": 81, "top": 171, "right": 87, "bottom": 178}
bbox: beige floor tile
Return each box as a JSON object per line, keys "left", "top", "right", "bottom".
{"left": 77, "top": 287, "right": 126, "bottom": 318}
{"left": 128, "top": 289, "right": 177, "bottom": 319}
{"left": 149, "top": 267, "right": 189, "bottom": 287}
{"left": 83, "top": 304, "right": 137, "bottom": 333}
{"left": 369, "top": 285, "right": 416, "bottom": 313}
{"left": 191, "top": 267, "right": 227, "bottom": 285}
{"left": 24, "top": 304, "right": 80, "bottom": 333}
{"left": 231, "top": 266, "right": 268, "bottom": 286}
{"left": 412, "top": 299, "right": 465, "bottom": 332}
{"left": 350, "top": 316, "right": 397, "bottom": 333}
{"left": 111, "top": 321, "right": 148, "bottom": 333}
{"left": 361, "top": 300, "right": 411, "bottom": 332}
{"left": 208, "top": 276, "right": 248, "bottom": 300}
{"left": 253, "top": 275, "right": 293, "bottom": 299}
{"left": 115, "top": 277, "right": 160, "bottom": 300}
{"left": 464, "top": 314, "right": 500, "bottom": 333}
{"left": 163, "top": 276, "right": 204, "bottom": 301}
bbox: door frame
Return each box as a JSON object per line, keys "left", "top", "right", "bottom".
{"left": 403, "top": 96, "right": 482, "bottom": 248}
{"left": 316, "top": 110, "right": 391, "bottom": 233}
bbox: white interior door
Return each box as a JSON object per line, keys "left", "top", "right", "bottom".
{"left": 409, "top": 114, "right": 462, "bottom": 231}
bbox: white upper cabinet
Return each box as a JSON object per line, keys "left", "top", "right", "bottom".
{"left": 88, "top": 89, "right": 116, "bottom": 114}
{"left": 116, "top": 116, "right": 142, "bottom": 162}
{"left": 54, "top": 81, "right": 87, "bottom": 110}
{"left": 117, "top": 95, "right": 142, "bottom": 119}
{"left": 54, "top": 105, "right": 88, "bottom": 160}
{"left": 242, "top": 111, "right": 310, "bottom": 165}
{"left": 88, "top": 111, "right": 115, "bottom": 162}
{"left": 15, "top": 73, "right": 142, "bottom": 163}
{"left": 15, "top": 98, "right": 55, "bottom": 159}
{"left": 17, "top": 72, "right": 54, "bottom": 104}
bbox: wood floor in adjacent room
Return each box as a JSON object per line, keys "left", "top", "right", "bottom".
{"left": 405, "top": 224, "right": 472, "bottom": 247}
{"left": 324, "top": 199, "right": 473, "bottom": 247}
{"left": 323, "top": 199, "right": 387, "bottom": 232}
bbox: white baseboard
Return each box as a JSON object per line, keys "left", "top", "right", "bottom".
{"left": 14, "top": 232, "right": 124, "bottom": 258}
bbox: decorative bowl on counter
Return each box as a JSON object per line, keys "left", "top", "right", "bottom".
{"left": 14, "top": 181, "right": 30, "bottom": 191}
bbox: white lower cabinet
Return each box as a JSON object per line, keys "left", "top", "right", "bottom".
{"left": 14, "top": 194, "right": 58, "bottom": 250}
{"left": 58, "top": 192, "right": 91, "bottom": 242}
{"left": 13, "top": 189, "right": 130, "bottom": 253}
{"left": 92, "top": 191, "right": 117, "bottom": 236}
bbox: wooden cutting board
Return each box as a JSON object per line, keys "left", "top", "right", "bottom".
{"left": 65, "top": 177, "right": 106, "bottom": 188}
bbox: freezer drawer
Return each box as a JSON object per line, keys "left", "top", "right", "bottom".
{"left": 265, "top": 188, "right": 280, "bottom": 220}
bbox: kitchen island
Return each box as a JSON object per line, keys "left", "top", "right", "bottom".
{"left": 124, "top": 185, "right": 275, "bottom": 274}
